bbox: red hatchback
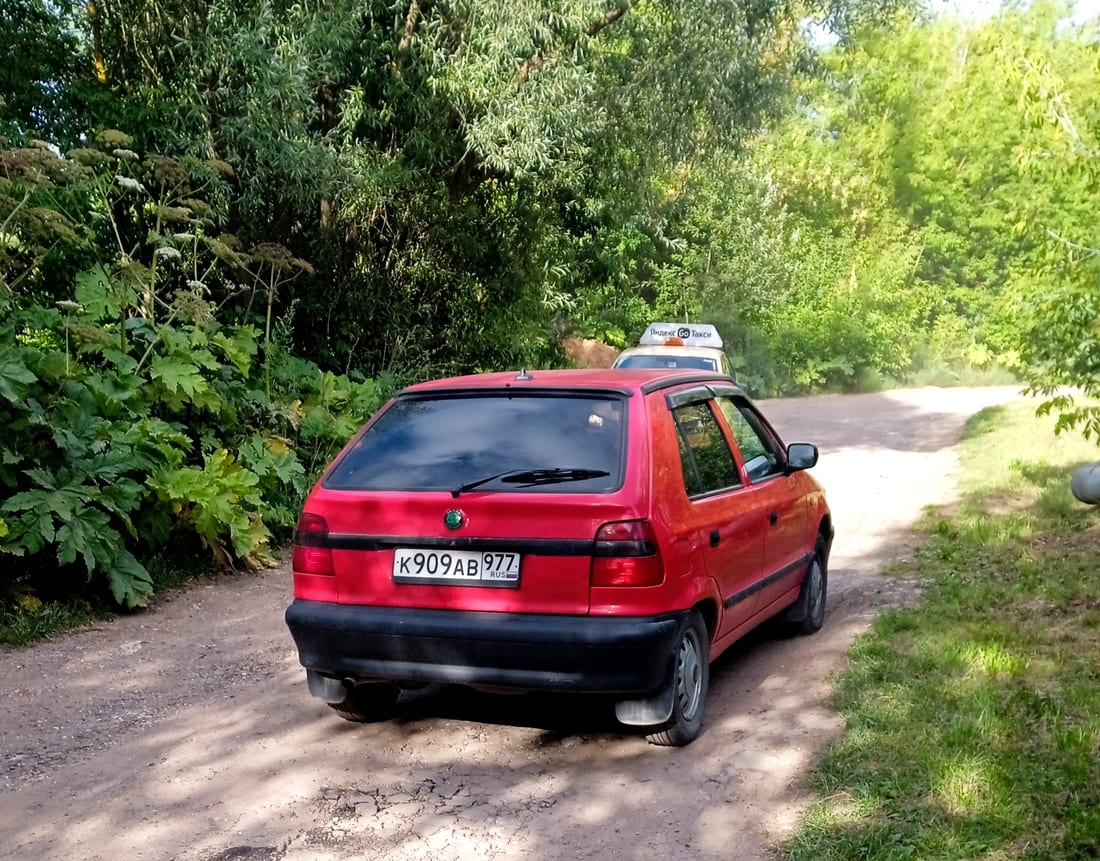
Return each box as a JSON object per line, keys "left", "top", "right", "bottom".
{"left": 286, "top": 368, "right": 832, "bottom": 746}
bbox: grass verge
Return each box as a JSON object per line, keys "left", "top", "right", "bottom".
{"left": 784, "top": 400, "right": 1100, "bottom": 861}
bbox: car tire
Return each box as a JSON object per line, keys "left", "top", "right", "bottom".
{"left": 328, "top": 682, "right": 401, "bottom": 723}
{"left": 793, "top": 537, "right": 828, "bottom": 636}
{"left": 646, "top": 610, "right": 710, "bottom": 747}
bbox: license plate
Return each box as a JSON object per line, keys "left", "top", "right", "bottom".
{"left": 392, "top": 548, "right": 521, "bottom": 587}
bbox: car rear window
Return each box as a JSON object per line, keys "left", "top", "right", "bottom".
{"left": 324, "top": 392, "right": 627, "bottom": 493}
{"left": 615, "top": 355, "right": 716, "bottom": 371}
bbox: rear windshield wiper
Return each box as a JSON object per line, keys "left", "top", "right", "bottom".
{"left": 452, "top": 469, "right": 521, "bottom": 498}
{"left": 501, "top": 468, "right": 611, "bottom": 487}
{"left": 452, "top": 467, "right": 611, "bottom": 497}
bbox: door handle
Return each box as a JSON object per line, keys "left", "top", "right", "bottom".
{"left": 710, "top": 530, "right": 720, "bottom": 547}
{"left": 768, "top": 511, "right": 778, "bottom": 525}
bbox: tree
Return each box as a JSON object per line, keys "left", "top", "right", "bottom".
{"left": 1002, "top": 5, "right": 1100, "bottom": 439}
{"left": 70, "top": 0, "right": 903, "bottom": 379}
{"left": 672, "top": 2, "right": 1098, "bottom": 393}
{"left": 0, "top": 0, "right": 90, "bottom": 145}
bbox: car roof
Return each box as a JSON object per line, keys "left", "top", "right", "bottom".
{"left": 615, "top": 345, "right": 728, "bottom": 361}
{"left": 398, "top": 367, "right": 739, "bottom": 397}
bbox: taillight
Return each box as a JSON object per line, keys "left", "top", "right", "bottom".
{"left": 591, "top": 519, "right": 664, "bottom": 587}
{"left": 292, "top": 512, "right": 334, "bottom": 576}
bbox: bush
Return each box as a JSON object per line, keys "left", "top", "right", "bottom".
{"left": 0, "top": 137, "right": 390, "bottom": 609}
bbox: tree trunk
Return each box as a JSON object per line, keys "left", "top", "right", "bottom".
{"left": 87, "top": 0, "right": 108, "bottom": 83}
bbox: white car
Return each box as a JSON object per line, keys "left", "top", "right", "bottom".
{"left": 613, "top": 323, "right": 737, "bottom": 377}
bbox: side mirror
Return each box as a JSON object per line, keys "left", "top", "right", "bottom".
{"left": 786, "top": 443, "right": 818, "bottom": 472}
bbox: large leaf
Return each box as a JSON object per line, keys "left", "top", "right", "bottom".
{"left": 3, "top": 499, "right": 57, "bottom": 548}
{"left": 105, "top": 548, "right": 154, "bottom": 608}
{"left": 149, "top": 355, "right": 209, "bottom": 399}
{"left": 74, "top": 265, "right": 120, "bottom": 322}
{"left": 188, "top": 347, "right": 221, "bottom": 372}
{"left": 85, "top": 371, "right": 143, "bottom": 415}
{"left": 210, "top": 329, "right": 257, "bottom": 376}
{"left": 124, "top": 417, "right": 192, "bottom": 467}
{"left": 2, "top": 487, "right": 85, "bottom": 530}
{"left": 0, "top": 355, "right": 37, "bottom": 404}
{"left": 53, "top": 507, "right": 113, "bottom": 569}
{"left": 149, "top": 449, "right": 265, "bottom": 561}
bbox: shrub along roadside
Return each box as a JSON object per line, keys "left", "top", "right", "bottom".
{"left": 0, "top": 136, "right": 393, "bottom": 630}
{"left": 784, "top": 401, "right": 1100, "bottom": 861}
{"left": 0, "top": 297, "right": 389, "bottom": 617}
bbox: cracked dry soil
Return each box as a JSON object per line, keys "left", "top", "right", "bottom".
{"left": 0, "top": 387, "right": 1023, "bottom": 861}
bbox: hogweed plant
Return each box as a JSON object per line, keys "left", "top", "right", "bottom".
{"left": 0, "top": 135, "right": 388, "bottom": 617}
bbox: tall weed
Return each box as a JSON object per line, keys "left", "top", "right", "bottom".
{"left": 0, "top": 137, "right": 390, "bottom": 612}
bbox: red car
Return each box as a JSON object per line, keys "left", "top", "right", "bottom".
{"left": 286, "top": 368, "right": 832, "bottom": 746}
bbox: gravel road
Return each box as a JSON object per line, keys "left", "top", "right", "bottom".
{"left": 0, "top": 386, "right": 1023, "bottom": 861}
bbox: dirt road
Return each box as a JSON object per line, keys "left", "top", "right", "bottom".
{"left": 0, "top": 386, "right": 1023, "bottom": 861}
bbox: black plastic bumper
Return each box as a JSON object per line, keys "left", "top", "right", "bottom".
{"left": 285, "top": 599, "right": 686, "bottom": 695}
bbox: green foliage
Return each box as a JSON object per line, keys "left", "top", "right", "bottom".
{"left": 0, "top": 138, "right": 388, "bottom": 610}
{"left": 5, "top": 0, "right": 937, "bottom": 401}
{"left": 1000, "top": 8, "right": 1100, "bottom": 442}
{"left": 0, "top": 0, "right": 91, "bottom": 146}
{"left": 149, "top": 449, "right": 270, "bottom": 566}
{"left": 626, "top": 2, "right": 1098, "bottom": 399}
{"left": 0, "top": 595, "right": 103, "bottom": 647}
{"left": 2, "top": 458, "right": 154, "bottom": 607}
{"left": 75, "top": 0, "right": 907, "bottom": 381}
{"left": 786, "top": 402, "right": 1100, "bottom": 860}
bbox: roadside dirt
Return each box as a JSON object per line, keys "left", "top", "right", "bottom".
{"left": 0, "top": 386, "right": 1024, "bottom": 861}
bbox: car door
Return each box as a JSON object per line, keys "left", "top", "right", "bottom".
{"left": 714, "top": 393, "right": 810, "bottom": 614}
{"left": 666, "top": 388, "right": 767, "bottom": 640}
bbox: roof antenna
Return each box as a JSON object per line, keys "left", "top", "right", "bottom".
{"left": 515, "top": 368, "right": 534, "bottom": 381}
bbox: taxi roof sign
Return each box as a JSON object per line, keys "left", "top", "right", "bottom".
{"left": 638, "top": 323, "right": 724, "bottom": 349}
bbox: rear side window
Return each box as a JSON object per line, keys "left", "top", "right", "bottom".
{"left": 673, "top": 402, "right": 740, "bottom": 498}
{"left": 324, "top": 393, "right": 626, "bottom": 493}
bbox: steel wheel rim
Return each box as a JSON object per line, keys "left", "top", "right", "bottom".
{"left": 675, "top": 628, "right": 703, "bottom": 721}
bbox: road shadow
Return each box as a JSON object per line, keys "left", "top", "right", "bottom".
{"left": 385, "top": 684, "right": 629, "bottom": 738}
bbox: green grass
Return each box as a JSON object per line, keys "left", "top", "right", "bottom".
{"left": 784, "top": 401, "right": 1100, "bottom": 861}
{"left": 0, "top": 546, "right": 223, "bottom": 648}
{"left": 0, "top": 598, "right": 104, "bottom": 647}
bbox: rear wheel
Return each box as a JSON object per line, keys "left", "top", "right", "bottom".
{"left": 646, "top": 610, "right": 710, "bottom": 747}
{"left": 328, "top": 682, "right": 401, "bottom": 723}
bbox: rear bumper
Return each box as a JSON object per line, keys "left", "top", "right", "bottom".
{"left": 285, "top": 599, "right": 685, "bottom": 695}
